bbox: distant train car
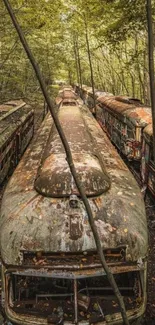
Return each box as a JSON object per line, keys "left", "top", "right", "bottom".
{"left": 55, "top": 88, "right": 77, "bottom": 106}
{"left": 0, "top": 100, "right": 34, "bottom": 184}
{"left": 96, "top": 96, "right": 152, "bottom": 161}
{"left": 141, "top": 123, "right": 155, "bottom": 197}
{"left": 0, "top": 99, "right": 148, "bottom": 324}
{"left": 56, "top": 87, "right": 82, "bottom": 106}
{"left": 76, "top": 85, "right": 113, "bottom": 112}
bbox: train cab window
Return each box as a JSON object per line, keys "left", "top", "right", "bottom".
{"left": 62, "top": 102, "right": 77, "bottom": 106}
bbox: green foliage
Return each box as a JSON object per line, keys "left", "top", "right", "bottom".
{"left": 0, "top": 0, "right": 152, "bottom": 105}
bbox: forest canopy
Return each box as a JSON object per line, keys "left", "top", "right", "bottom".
{"left": 0, "top": 0, "right": 154, "bottom": 104}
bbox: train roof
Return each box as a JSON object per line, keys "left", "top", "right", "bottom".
{"left": 0, "top": 101, "right": 33, "bottom": 147}
{"left": 0, "top": 105, "right": 148, "bottom": 267}
{"left": 123, "top": 106, "right": 152, "bottom": 127}
{"left": 114, "top": 96, "right": 142, "bottom": 106}
{"left": 98, "top": 96, "right": 134, "bottom": 113}
{"left": 0, "top": 99, "right": 25, "bottom": 117}
{"left": 98, "top": 96, "right": 152, "bottom": 127}
{"left": 35, "top": 106, "right": 110, "bottom": 197}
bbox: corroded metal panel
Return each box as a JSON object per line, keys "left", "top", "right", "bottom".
{"left": 0, "top": 105, "right": 148, "bottom": 266}
{"left": 35, "top": 106, "right": 110, "bottom": 197}
{"left": 98, "top": 96, "right": 152, "bottom": 127}
{"left": 98, "top": 96, "right": 135, "bottom": 114}
{"left": 124, "top": 106, "right": 152, "bottom": 127}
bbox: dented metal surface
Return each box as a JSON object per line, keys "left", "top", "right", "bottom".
{"left": 0, "top": 93, "right": 148, "bottom": 324}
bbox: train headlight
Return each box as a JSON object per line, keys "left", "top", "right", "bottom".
{"left": 69, "top": 195, "right": 79, "bottom": 208}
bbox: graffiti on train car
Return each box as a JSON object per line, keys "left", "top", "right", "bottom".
{"left": 77, "top": 85, "right": 155, "bottom": 197}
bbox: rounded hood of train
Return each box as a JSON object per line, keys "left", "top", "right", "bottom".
{"left": 0, "top": 106, "right": 148, "bottom": 266}
{"left": 0, "top": 169, "right": 147, "bottom": 266}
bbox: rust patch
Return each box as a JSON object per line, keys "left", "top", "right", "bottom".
{"left": 69, "top": 215, "right": 84, "bottom": 240}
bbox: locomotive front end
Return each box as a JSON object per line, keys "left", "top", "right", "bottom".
{"left": 0, "top": 103, "right": 148, "bottom": 324}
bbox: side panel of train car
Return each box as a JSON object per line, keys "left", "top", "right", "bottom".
{"left": 0, "top": 100, "right": 34, "bottom": 184}
{"left": 96, "top": 96, "right": 152, "bottom": 161}
{"left": 0, "top": 100, "right": 148, "bottom": 324}
{"left": 141, "top": 124, "right": 155, "bottom": 196}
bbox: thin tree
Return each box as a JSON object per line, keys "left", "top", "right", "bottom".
{"left": 84, "top": 15, "right": 97, "bottom": 116}
{"left": 3, "top": 0, "right": 129, "bottom": 324}
{"left": 75, "top": 33, "right": 83, "bottom": 93}
{"left": 73, "top": 35, "right": 80, "bottom": 87}
{"left": 146, "top": 0, "right": 155, "bottom": 160}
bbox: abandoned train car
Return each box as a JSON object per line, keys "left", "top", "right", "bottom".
{"left": 96, "top": 96, "right": 152, "bottom": 161}
{"left": 0, "top": 99, "right": 148, "bottom": 324}
{"left": 78, "top": 85, "right": 152, "bottom": 162}
{"left": 55, "top": 87, "right": 78, "bottom": 106}
{"left": 0, "top": 100, "right": 34, "bottom": 185}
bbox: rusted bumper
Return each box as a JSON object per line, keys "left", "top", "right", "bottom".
{"left": 2, "top": 262, "right": 147, "bottom": 325}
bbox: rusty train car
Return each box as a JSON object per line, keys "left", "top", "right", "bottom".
{"left": 0, "top": 100, "right": 34, "bottom": 185}
{"left": 0, "top": 93, "right": 148, "bottom": 324}
{"left": 78, "top": 86, "right": 155, "bottom": 197}
{"left": 96, "top": 96, "right": 151, "bottom": 162}
{"left": 55, "top": 87, "right": 78, "bottom": 106}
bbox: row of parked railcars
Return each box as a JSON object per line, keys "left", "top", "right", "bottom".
{"left": 0, "top": 99, "right": 34, "bottom": 185}
{"left": 76, "top": 85, "right": 155, "bottom": 197}
{"left": 0, "top": 88, "right": 148, "bottom": 324}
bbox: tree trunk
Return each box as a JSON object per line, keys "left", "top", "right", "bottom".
{"left": 84, "top": 18, "right": 96, "bottom": 116}
{"left": 75, "top": 34, "right": 83, "bottom": 94}
{"left": 146, "top": 0, "right": 155, "bottom": 160}
{"left": 73, "top": 36, "right": 80, "bottom": 86}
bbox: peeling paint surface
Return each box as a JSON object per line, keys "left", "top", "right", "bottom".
{"left": 98, "top": 96, "right": 134, "bottom": 114}
{"left": 0, "top": 104, "right": 148, "bottom": 266}
{"left": 35, "top": 106, "right": 110, "bottom": 197}
{"left": 98, "top": 96, "right": 152, "bottom": 127}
